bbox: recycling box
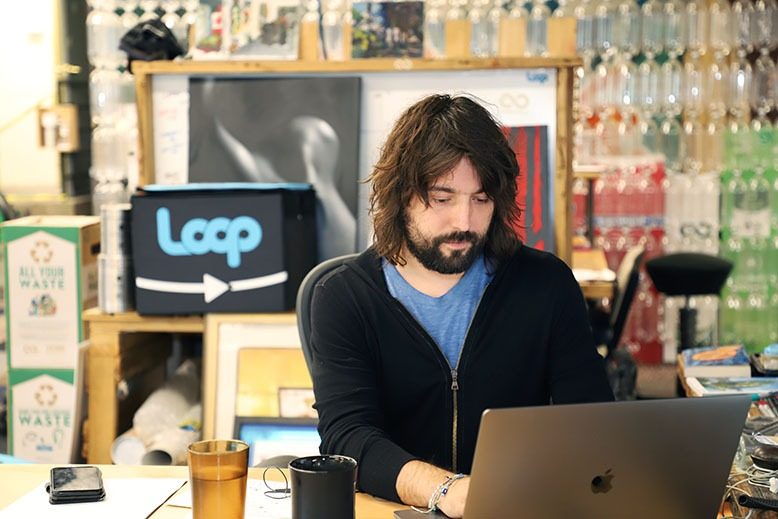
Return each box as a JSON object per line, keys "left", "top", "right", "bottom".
{"left": 131, "top": 183, "right": 317, "bottom": 314}
{"left": 8, "top": 365, "right": 86, "bottom": 463}
{"left": 1, "top": 216, "right": 99, "bottom": 370}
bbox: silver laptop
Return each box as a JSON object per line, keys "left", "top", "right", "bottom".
{"left": 395, "top": 396, "right": 750, "bottom": 519}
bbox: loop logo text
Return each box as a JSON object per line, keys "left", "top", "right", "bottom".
{"left": 156, "top": 207, "right": 262, "bottom": 268}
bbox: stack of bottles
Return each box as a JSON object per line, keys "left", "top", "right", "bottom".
{"left": 572, "top": 0, "right": 777, "bottom": 358}
{"left": 720, "top": 127, "right": 778, "bottom": 353}
{"left": 86, "top": 0, "right": 197, "bottom": 212}
{"left": 585, "top": 155, "right": 666, "bottom": 363}
{"left": 662, "top": 171, "right": 721, "bottom": 358}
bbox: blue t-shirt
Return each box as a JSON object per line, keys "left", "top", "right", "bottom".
{"left": 383, "top": 256, "right": 493, "bottom": 368}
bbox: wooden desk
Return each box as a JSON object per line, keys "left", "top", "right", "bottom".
{"left": 572, "top": 248, "right": 615, "bottom": 300}
{"left": 0, "top": 464, "right": 401, "bottom": 518}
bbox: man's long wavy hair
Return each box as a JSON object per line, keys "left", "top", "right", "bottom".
{"left": 368, "top": 94, "right": 521, "bottom": 266}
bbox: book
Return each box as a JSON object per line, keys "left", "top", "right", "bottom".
{"left": 679, "top": 344, "right": 751, "bottom": 378}
{"left": 685, "top": 376, "right": 778, "bottom": 397}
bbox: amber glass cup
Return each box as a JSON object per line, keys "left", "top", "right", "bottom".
{"left": 187, "top": 439, "right": 249, "bottom": 519}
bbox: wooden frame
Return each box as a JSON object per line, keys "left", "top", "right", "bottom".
{"left": 202, "top": 312, "right": 299, "bottom": 439}
{"left": 132, "top": 57, "right": 581, "bottom": 263}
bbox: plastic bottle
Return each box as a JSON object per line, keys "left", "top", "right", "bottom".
{"left": 86, "top": 0, "right": 126, "bottom": 69}
{"left": 322, "top": 0, "right": 345, "bottom": 60}
{"left": 425, "top": 0, "right": 448, "bottom": 57}
{"left": 526, "top": 0, "right": 550, "bottom": 56}
{"left": 470, "top": 0, "right": 496, "bottom": 57}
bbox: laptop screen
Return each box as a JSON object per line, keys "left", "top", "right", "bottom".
{"left": 234, "top": 417, "right": 321, "bottom": 466}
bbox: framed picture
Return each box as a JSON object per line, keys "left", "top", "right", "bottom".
{"left": 351, "top": 1, "right": 424, "bottom": 58}
{"left": 503, "top": 125, "right": 554, "bottom": 252}
{"left": 228, "top": 0, "right": 301, "bottom": 59}
{"left": 188, "top": 75, "right": 362, "bottom": 262}
{"left": 202, "top": 313, "right": 300, "bottom": 439}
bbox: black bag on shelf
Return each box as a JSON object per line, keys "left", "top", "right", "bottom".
{"left": 119, "top": 18, "right": 184, "bottom": 73}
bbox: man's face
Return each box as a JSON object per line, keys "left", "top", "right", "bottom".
{"left": 404, "top": 157, "right": 495, "bottom": 274}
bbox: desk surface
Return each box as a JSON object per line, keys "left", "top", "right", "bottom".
{"left": 0, "top": 464, "right": 402, "bottom": 518}
{"left": 0, "top": 463, "right": 743, "bottom": 518}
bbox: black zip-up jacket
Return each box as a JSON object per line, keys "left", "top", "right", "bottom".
{"left": 309, "top": 246, "right": 614, "bottom": 502}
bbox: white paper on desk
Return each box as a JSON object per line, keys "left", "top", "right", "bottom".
{"left": 167, "top": 479, "right": 292, "bottom": 519}
{"left": 0, "top": 478, "right": 185, "bottom": 519}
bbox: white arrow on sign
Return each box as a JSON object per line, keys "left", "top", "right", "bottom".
{"left": 136, "top": 271, "right": 289, "bottom": 303}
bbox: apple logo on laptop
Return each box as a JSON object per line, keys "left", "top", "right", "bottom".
{"left": 591, "top": 469, "right": 614, "bottom": 494}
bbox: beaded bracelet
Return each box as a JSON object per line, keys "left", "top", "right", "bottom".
{"left": 411, "top": 473, "right": 466, "bottom": 514}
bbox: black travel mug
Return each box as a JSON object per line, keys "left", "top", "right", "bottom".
{"left": 289, "top": 455, "right": 357, "bottom": 519}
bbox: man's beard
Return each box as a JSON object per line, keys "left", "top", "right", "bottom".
{"left": 405, "top": 226, "right": 486, "bottom": 274}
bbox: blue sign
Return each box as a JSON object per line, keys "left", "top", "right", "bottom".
{"left": 156, "top": 207, "right": 262, "bottom": 268}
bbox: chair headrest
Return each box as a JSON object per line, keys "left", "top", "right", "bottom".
{"left": 645, "top": 253, "right": 733, "bottom": 296}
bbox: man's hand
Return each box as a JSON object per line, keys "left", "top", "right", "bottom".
{"left": 396, "top": 461, "right": 470, "bottom": 518}
{"left": 437, "top": 476, "right": 469, "bottom": 518}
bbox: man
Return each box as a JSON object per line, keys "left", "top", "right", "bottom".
{"left": 309, "top": 94, "right": 613, "bottom": 518}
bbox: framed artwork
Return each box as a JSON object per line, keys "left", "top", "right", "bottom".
{"left": 351, "top": 1, "right": 424, "bottom": 58}
{"left": 188, "top": 76, "right": 362, "bottom": 262}
{"left": 503, "top": 125, "right": 554, "bottom": 252}
{"left": 228, "top": 0, "right": 301, "bottom": 59}
{"left": 202, "top": 313, "right": 300, "bottom": 439}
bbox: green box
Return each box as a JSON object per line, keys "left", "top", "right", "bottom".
{"left": 7, "top": 364, "right": 85, "bottom": 462}
{"left": 2, "top": 216, "right": 99, "bottom": 370}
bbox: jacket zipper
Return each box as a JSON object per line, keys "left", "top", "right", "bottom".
{"left": 451, "top": 368, "right": 459, "bottom": 472}
{"left": 449, "top": 286, "right": 488, "bottom": 472}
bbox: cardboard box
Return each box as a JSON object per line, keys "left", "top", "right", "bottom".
{"left": 2, "top": 216, "right": 99, "bottom": 370}
{"left": 8, "top": 359, "right": 86, "bottom": 463}
{"left": 131, "top": 184, "right": 317, "bottom": 314}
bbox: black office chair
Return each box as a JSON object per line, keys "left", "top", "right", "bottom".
{"left": 601, "top": 245, "right": 646, "bottom": 400}
{"left": 644, "top": 253, "right": 733, "bottom": 352}
{"left": 296, "top": 253, "right": 360, "bottom": 374}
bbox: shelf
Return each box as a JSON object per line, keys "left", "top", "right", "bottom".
{"left": 131, "top": 56, "right": 583, "bottom": 76}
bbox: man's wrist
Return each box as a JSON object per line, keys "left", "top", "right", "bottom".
{"left": 412, "top": 473, "right": 466, "bottom": 513}
{"left": 437, "top": 474, "right": 465, "bottom": 506}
